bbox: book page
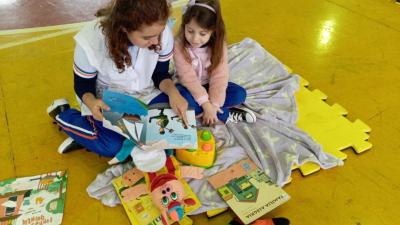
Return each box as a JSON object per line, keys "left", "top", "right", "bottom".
{"left": 144, "top": 108, "right": 198, "bottom": 149}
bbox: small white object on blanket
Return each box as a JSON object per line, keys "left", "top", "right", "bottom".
{"left": 131, "top": 146, "right": 167, "bottom": 172}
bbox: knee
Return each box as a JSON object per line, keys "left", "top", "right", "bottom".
{"left": 92, "top": 137, "right": 124, "bottom": 158}
{"left": 228, "top": 84, "right": 247, "bottom": 104}
{"left": 57, "top": 108, "right": 80, "bottom": 121}
{"left": 237, "top": 86, "right": 247, "bottom": 102}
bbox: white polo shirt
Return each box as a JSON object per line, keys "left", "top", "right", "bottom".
{"left": 73, "top": 19, "right": 173, "bottom": 106}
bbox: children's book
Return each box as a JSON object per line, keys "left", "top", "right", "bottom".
{"left": 208, "top": 159, "right": 290, "bottom": 225}
{"left": 0, "top": 171, "right": 67, "bottom": 225}
{"left": 102, "top": 90, "right": 198, "bottom": 150}
{"left": 112, "top": 166, "right": 201, "bottom": 225}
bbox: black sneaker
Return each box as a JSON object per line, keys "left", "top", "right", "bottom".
{"left": 58, "top": 137, "right": 84, "bottom": 154}
{"left": 47, "top": 99, "right": 70, "bottom": 120}
{"left": 227, "top": 106, "right": 257, "bottom": 124}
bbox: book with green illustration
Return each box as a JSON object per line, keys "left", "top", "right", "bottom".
{"left": 102, "top": 90, "right": 198, "bottom": 151}
{"left": 208, "top": 159, "right": 290, "bottom": 224}
{"left": 0, "top": 171, "right": 67, "bottom": 225}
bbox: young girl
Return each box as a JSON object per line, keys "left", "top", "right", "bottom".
{"left": 150, "top": 0, "right": 256, "bottom": 126}
{"left": 47, "top": 0, "right": 188, "bottom": 156}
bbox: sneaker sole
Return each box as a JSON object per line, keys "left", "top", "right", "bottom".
{"left": 58, "top": 137, "right": 74, "bottom": 154}
{"left": 240, "top": 107, "right": 257, "bottom": 123}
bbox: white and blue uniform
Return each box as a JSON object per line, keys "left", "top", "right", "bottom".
{"left": 56, "top": 19, "right": 174, "bottom": 157}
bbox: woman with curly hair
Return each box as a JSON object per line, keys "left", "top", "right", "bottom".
{"left": 47, "top": 0, "right": 188, "bottom": 157}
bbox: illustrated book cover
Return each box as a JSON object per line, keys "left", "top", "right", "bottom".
{"left": 112, "top": 166, "right": 201, "bottom": 225}
{"left": 208, "top": 159, "right": 290, "bottom": 224}
{"left": 0, "top": 171, "right": 67, "bottom": 225}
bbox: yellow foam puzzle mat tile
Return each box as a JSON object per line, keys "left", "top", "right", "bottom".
{"left": 294, "top": 76, "right": 372, "bottom": 176}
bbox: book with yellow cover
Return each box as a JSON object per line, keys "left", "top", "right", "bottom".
{"left": 208, "top": 159, "right": 290, "bottom": 224}
{"left": 112, "top": 163, "right": 201, "bottom": 225}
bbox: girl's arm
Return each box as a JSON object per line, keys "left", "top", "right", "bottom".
{"left": 208, "top": 43, "right": 229, "bottom": 107}
{"left": 174, "top": 41, "right": 209, "bottom": 106}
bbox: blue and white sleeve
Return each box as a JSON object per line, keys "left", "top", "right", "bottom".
{"left": 73, "top": 44, "right": 98, "bottom": 99}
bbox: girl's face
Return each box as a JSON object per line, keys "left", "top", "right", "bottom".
{"left": 126, "top": 21, "right": 165, "bottom": 48}
{"left": 184, "top": 19, "right": 213, "bottom": 48}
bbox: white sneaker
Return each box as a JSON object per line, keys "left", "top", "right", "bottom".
{"left": 227, "top": 107, "right": 257, "bottom": 123}
{"left": 47, "top": 98, "right": 70, "bottom": 120}
{"left": 58, "top": 137, "right": 83, "bottom": 154}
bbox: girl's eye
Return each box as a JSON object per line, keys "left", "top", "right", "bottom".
{"left": 171, "top": 192, "right": 178, "bottom": 200}
{"left": 161, "top": 196, "right": 169, "bottom": 206}
{"left": 200, "top": 33, "right": 207, "bottom": 36}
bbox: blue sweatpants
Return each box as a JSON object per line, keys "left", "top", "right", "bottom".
{"left": 56, "top": 109, "right": 125, "bottom": 157}
{"left": 149, "top": 82, "right": 247, "bottom": 123}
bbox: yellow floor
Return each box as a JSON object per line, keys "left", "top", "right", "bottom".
{"left": 1, "top": 0, "right": 400, "bottom": 225}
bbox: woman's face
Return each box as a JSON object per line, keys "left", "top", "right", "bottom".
{"left": 126, "top": 21, "right": 165, "bottom": 48}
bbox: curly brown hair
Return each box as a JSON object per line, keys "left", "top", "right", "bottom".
{"left": 176, "top": 0, "right": 226, "bottom": 74}
{"left": 96, "top": 0, "right": 170, "bottom": 72}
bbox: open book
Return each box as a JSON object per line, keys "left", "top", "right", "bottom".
{"left": 102, "top": 90, "right": 198, "bottom": 151}
{"left": 208, "top": 159, "right": 290, "bottom": 224}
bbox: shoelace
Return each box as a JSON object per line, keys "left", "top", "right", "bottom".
{"left": 228, "top": 111, "right": 244, "bottom": 123}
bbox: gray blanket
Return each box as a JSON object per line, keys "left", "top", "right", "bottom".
{"left": 87, "top": 38, "right": 343, "bottom": 213}
{"left": 188, "top": 38, "right": 342, "bottom": 214}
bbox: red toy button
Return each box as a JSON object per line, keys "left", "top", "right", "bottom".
{"left": 202, "top": 143, "right": 212, "bottom": 151}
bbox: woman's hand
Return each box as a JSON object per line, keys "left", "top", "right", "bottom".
{"left": 158, "top": 79, "right": 189, "bottom": 126}
{"left": 201, "top": 102, "right": 222, "bottom": 126}
{"left": 169, "top": 91, "right": 189, "bottom": 126}
{"left": 82, "top": 93, "right": 110, "bottom": 121}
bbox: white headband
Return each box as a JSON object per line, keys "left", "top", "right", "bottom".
{"left": 182, "top": 0, "right": 216, "bottom": 14}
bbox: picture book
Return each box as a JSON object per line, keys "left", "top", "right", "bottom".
{"left": 112, "top": 166, "right": 201, "bottom": 225}
{"left": 102, "top": 90, "right": 198, "bottom": 150}
{"left": 208, "top": 159, "right": 290, "bottom": 224}
{"left": 0, "top": 171, "right": 67, "bottom": 225}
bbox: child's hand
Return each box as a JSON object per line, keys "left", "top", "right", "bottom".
{"left": 83, "top": 93, "right": 110, "bottom": 121}
{"left": 169, "top": 92, "right": 189, "bottom": 126}
{"left": 201, "top": 102, "right": 222, "bottom": 126}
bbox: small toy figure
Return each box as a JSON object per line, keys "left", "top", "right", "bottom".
{"left": 146, "top": 156, "right": 197, "bottom": 224}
